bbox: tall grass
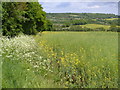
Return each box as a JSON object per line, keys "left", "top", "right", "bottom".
{"left": 1, "top": 35, "right": 63, "bottom": 88}
{"left": 1, "top": 32, "right": 118, "bottom": 88}
{"left": 0, "top": 34, "right": 2, "bottom": 89}
{"left": 35, "top": 32, "right": 118, "bottom": 88}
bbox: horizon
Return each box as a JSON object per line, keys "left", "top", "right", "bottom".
{"left": 39, "top": 2, "right": 119, "bottom": 15}
{"left": 45, "top": 12, "right": 117, "bottom": 15}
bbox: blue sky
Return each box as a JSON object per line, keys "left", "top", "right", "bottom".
{"left": 39, "top": 2, "right": 119, "bottom": 15}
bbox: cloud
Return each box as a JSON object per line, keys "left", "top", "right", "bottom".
{"left": 56, "top": 2, "right": 71, "bottom": 8}
{"left": 88, "top": 5, "right": 100, "bottom": 8}
{"left": 39, "top": 2, "right": 118, "bottom": 15}
{"left": 39, "top": 0, "right": 120, "bottom": 2}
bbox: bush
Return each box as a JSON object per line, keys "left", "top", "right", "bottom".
{"left": 108, "top": 25, "right": 118, "bottom": 32}
{"left": 95, "top": 27, "right": 105, "bottom": 31}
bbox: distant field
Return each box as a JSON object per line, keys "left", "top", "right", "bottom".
{"left": 92, "top": 18, "right": 118, "bottom": 21}
{"left": 105, "top": 18, "right": 118, "bottom": 20}
{"left": 35, "top": 31, "right": 118, "bottom": 88}
{"left": 80, "top": 24, "right": 110, "bottom": 30}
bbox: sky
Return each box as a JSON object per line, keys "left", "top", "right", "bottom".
{"left": 39, "top": 1, "right": 119, "bottom": 15}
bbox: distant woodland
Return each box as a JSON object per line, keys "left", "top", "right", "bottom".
{"left": 46, "top": 13, "right": 120, "bottom": 32}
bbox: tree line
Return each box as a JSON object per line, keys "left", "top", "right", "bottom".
{"left": 47, "top": 13, "right": 117, "bottom": 19}
{"left": 46, "top": 13, "right": 119, "bottom": 32}
{"left": 2, "top": 2, "right": 53, "bottom": 37}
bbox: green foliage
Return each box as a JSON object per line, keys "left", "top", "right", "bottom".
{"left": 47, "top": 13, "right": 118, "bottom": 32}
{"left": 71, "top": 19, "right": 87, "bottom": 25}
{"left": 95, "top": 27, "right": 106, "bottom": 31}
{"left": 108, "top": 25, "right": 120, "bottom": 32}
{"left": 47, "top": 13, "right": 117, "bottom": 20}
{"left": 2, "top": 2, "right": 23, "bottom": 37}
{"left": 45, "top": 20, "right": 53, "bottom": 31}
{"left": 2, "top": 2, "right": 53, "bottom": 37}
{"left": 69, "top": 25, "right": 83, "bottom": 31}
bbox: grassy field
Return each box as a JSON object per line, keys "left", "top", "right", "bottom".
{"left": 35, "top": 31, "right": 118, "bottom": 88}
{"left": 105, "top": 18, "right": 118, "bottom": 20}
{"left": 1, "top": 32, "right": 118, "bottom": 88}
{"left": 80, "top": 24, "right": 110, "bottom": 30}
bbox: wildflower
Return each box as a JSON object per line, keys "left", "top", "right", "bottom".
{"left": 61, "top": 51, "right": 64, "bottom": 55}
{"left": 33, "top": 65, "right": 39, "bottom": 68}
{"left": 6, "top": 55, "right": 12, "bottom": 58}
{"left": 39, "top": 56, "right": 42, "bottom": 59}
{"left": 27, "top": 69, "right": 30, "bottom": 71}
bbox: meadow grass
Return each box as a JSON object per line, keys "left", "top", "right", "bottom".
{"left": 80, "top": 24, "right": 110, "bottom": 30}
{"left": 1, "top": 35, "right": 63, "bottom": 88}
{"left": 35, "top": 31, "right": 118, "bottom": 88}
{"left": 1, "top": 32, "right": 118, "bottom": 88}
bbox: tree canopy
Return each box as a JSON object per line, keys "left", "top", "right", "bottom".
{"left": 2, "top": 2, "right": 52, "bottom": 37}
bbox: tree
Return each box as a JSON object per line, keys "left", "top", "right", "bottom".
{"left": 2, "top": 2, "right": 24, "bottom": 37}
{"left": 2, "top": 2, "right": 52, "bottom": 37}
{"left": 45, "top": 20, "right": 53, "bottom": 31}
{"left": 0, "top": 2, "right": 2, "bottom": 34}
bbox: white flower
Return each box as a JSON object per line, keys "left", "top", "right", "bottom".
{"left": 34, "top": 65, "right": 39, "bottom": 68}
{"left": 27, "top": 69, "right": 30, "bottom": 71}
{"left": 39, "top": 56, "right": 42, "bottom": 59}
